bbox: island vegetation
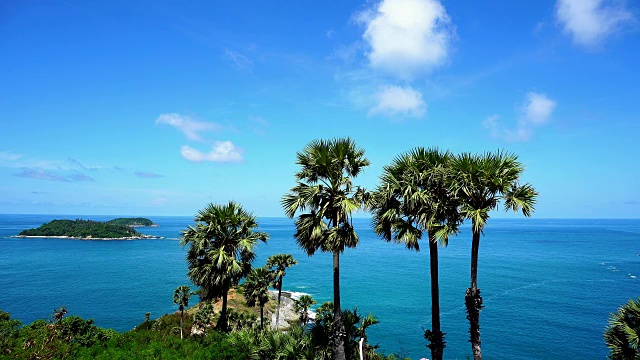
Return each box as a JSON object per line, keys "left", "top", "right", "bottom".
{"left": 6, "top": 137, "right": 629, "bottom": 359}
{"left": 107, "top": 217, "right": 158, "bottom": 227}
{"left": 17, "top": 219, "right": 159, "bottom": 239}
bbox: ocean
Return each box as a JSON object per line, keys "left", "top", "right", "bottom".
{"left": 0, "top": 214, "right": 638, "bottom": 359}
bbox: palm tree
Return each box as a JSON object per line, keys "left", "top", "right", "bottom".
{"left": 244, "top": 266, "right": 275, "bottom": 330}
{"left": 450, "top": 151, "right": 537, "bottom": 360}
{"left": 282, "top": 137, "right": 370, "bottom": 360}
{"left": 357, "top": 313, "right": 380, "bottom": 360}
{"left": 371, "top": 147, "right": 460, "bottom": 360}
{"left": 180, "top": 201, "right": 268, "bottom": 332}
{"left": 267, "top": 253, "right": 298, "bottom": 328}
{"left": 294, "top": 294, "right": 317, "bottom": 326}
{"left": 604, "top": 297, "right": 640, "bottom": 359}
{"left": 173, "top": 285, "right": 193, "bottom": 339}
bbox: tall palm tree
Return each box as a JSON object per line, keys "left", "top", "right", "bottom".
{"left": 173, "top": 285, "right": 193, "bottom": 339}
{"left": 294, "top": 294, "right": 317, "bottom": 327}
{"left": 244, "top": 266, "right": 275, "bottom": 330}
{"left": 604, "top": 297, "right": 640, "bottom": 360}
{"left": 450, "top": 151, "right": 537, "bottom": 360}
{"left": 267, "top": 253, "right": 298, "bottom": 328}
{"left": 371, "top": 147, "right": 460, "bottom": 360}
{"left": 282, "top": 137, "right": 370, "bottom": 360}
{"left": 180, "top": 201, "right": 268, "bottom": 332}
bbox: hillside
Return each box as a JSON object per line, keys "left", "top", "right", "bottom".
{"left": 107, "top": 217, "right": 158, "bottom": 227}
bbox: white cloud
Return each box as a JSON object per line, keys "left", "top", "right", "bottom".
{"left": 484, "top": 92, "right": 557, "bottom": 142}
{"left": 156, "top": 113, "right": 220, "bottom": 141}
{"left": 556, "top": 0, "right": 634, "bottom": 47}
{"left": 521, "top": 92, "right": 557, "bottom": 125}
{"left": 369, "top": 85, "right": 426, "bottom": 118}
{"left": 180, "top": 142, "right": 243, "bottom": 163}
{"left": 357, "top": 0, "right": 454, "bottom": 79}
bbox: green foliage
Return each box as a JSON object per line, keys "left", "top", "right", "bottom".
{"left": 227, "top": 308, "right": 259, "bottom": 332}
{"left": 0, "top": 310, "right": 21, "bottom": 356}
{"left": 192, "top": 303, "right": 216, "bottom": 334}
{"left": 180, "top": 202, "right": 268, "bottom": 301}
{"left": 605, "top": 297, "right": 640, "bottom": 359}
{"left": 281, "top": 137, "right": 370, "bottom": 255}
{"left": 266, "top": 253, "right": 298, "bottom": 290}
{"left": 309, "top": 302, "right": 383, "bottom": 360}
{"left": 18, "top": 219, "right": 142, "bottom": 238}
{"left": 106, "top": 217, "right": 156, "bottom": 227}
{"left": 371, "top": 147, "right": 461, "bottom": 249}
{"left": 5, "top": 315, "right": 117, "bottom": 359}
{"left": 74, "top": 329, "right": 247, "bottom": 360}
{"left": 0, "top": 308, "right": 402, "bottom": 360}
{"left": 173, "top": 285, "right": 193, "bottom": 312}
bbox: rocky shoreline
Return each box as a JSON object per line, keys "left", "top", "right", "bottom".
{"left": 269, "top": 290, "right": 316, "bottom": 330}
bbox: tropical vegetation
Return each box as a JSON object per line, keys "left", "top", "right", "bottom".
{"left": 282, "top": 137, "right": 370, "bottom": 360}
{"left": 371, "top": 147, "right": 461, "bottom": 360}
{"left": 604, "top": 297, "right": 640, "bottom": 359}
{"left": 180, "top": 201, "right": 268, "bottom": 332}
{"left": 4, "top": 139, "right": 550, "bottom": 360}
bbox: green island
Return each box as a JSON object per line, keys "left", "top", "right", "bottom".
{"left": 17, "top": 219, "right": 160, "bottom": 239}
{"left": 107, "top": 217, "right": 158, "bottom": 227}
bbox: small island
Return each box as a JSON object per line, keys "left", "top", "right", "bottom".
{"left": 17, "top": 219, "right": 162, "bottom": 240}
{"left": 107, "top": 217, "right": 159, "bottom": 227}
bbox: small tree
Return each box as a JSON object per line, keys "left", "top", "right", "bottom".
{"left": 144, "top": 312, "right": 151, "bottom": 330}
{"left": 173, "top": 285, "right": 193, "bottom": 339}
{"left": 605, "top": 297, "right": 640, "bottom": 359}
{"left": 294, "top": 294, "right": 317, "bottom": 327}
{"left": 244, "top": 267, "right": 275, "bottom": 330}
{"left": 267, "top": 253, "right": 298, "bottom": 328}
{"left": 52, "top": 306, "right": 67, "bottom": 324}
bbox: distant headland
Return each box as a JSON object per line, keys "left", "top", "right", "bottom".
{"left": 16, "top": 218, "right": 162, "bottom": 240}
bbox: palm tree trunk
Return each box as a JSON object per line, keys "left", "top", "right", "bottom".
{"left": 466, "top": 227, "right": 483, "bottom": 360}
{"left": 180, "top": 309, "right": 184, "bottom": 340}
{"left": 276, "top": 282, "right": 282, "bottom": 328}
{"left": 260, "top": 305, "right": 264, "bottom": 330}
{"left": 428, "top": 231, "right": 445, "bottom": 360}
{"left": 219, "top": 287, "right": 229, "bottom": 332}
{"left": 333, "top": 250, "right": 346, "bottom": 360}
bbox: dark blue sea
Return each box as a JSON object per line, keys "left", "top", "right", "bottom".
{"left": 0, "top": 214, "right": 638, "bottom": 359}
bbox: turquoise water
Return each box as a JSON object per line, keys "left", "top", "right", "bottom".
{"left": 0, "top": 214, "right": 638, "bottom": 359}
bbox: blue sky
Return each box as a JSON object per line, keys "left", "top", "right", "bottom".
{"left": 1, "top": 0, "right": 639, "bottom": 218}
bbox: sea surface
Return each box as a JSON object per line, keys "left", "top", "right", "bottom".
{"left": 0, "top": 214, "right": 638, "bottom": 359}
